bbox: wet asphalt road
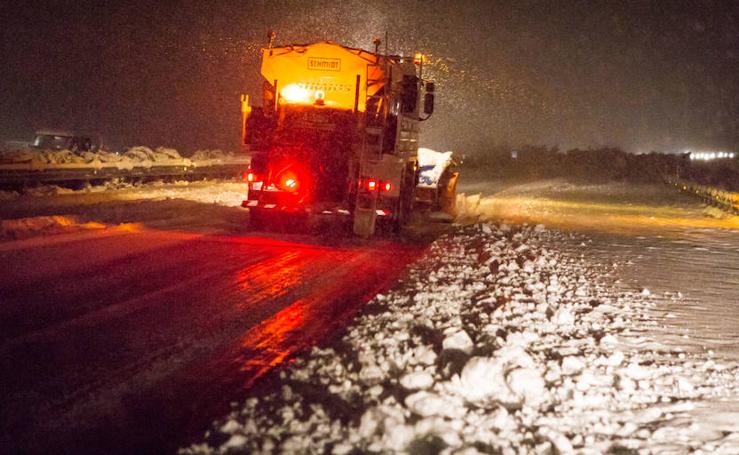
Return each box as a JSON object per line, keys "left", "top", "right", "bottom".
{"left": 0, "top": 226, "right": 424, "bottom": 453}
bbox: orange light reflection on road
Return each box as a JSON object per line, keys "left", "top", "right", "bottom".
{"left": 475, "top": 196, "right": 739, "bottom": 236}
{"left": 228, "top": 243, "right": 424, "bottom": 389}
{"left": 235, "top": 250, "right": 319, "bottom": 305}
{"left": 237, "top": 300, "right": 308, "bottom": 379}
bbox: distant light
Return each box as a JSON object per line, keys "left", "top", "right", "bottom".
{"left": 688, "top": 149, "right": 736, "bottom": 161}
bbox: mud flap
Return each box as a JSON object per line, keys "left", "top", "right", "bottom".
{"left": 353, "top": 193, "right": 378, "bottom": 238}
{"left": 353, "top": 209, "right": 377, "bottom": 238}
{"left": 393, "top": 168, "right": 416, "bottom": 232}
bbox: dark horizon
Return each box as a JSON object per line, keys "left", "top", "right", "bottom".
{"left": 2, "top": 0, "right": 738, "bottom": 154}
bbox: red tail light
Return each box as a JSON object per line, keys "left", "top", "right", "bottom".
{"left": 278, "top": 171, "right": 300, "bottom": 192}
{"left": 246, "top": 172, "right": 255, "bottom": 182}
{"left": 382, "top": 182, "right": 392, "bottom": 192}
{"left": 366, "top": 179, "right": 377, "bottom": 191}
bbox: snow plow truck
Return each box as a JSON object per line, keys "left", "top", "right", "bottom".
{"left": 240, "top": 38, "right": 436, "bottom": 237}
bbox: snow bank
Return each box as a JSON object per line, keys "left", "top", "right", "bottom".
{"left": 122, "top": 146, "right": 182, "bottom": 162}
{"left": 0, "top": 148, "right": 128, "bottom": 166}
{"left": 183, "top": 224, "right": 739, "bottom": 454}
{"left": 1, "top": 180, "right": 248, "bottom": 207}
{"left": 190, "top": 149, "right": 236, "bottom": 161}
{"left": 0, "top": 146, "right": 245, "bottom": 170}
{"left": 0, "top": 215, "right": 105, "bottom": 241}
{"left": 0, "top": 190, "right": 19, "bottom": 201}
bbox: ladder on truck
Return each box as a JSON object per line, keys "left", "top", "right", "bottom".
{"left": 353, "top": 61, "right": 386, "bottom": 238}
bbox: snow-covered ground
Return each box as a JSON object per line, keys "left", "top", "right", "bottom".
{"left": 0, "top": 215, "right": 108, "bottom": 241}
{"left": 182, "top": 222, "right": 739, "bottom": 454}
{"left": 456, "top": 179, "right": 739, "bottom": 361}
{"left": 3, "top": 176, "right": 737, "bottom": 453}
{"left": 0, "top": 180, "right": 249, "bottom": 241}
{"left": 0, "top": 147, "right": 244, "bottom": 169}
{"left": 175, "top": 176, "right": 739, "bottom": 453}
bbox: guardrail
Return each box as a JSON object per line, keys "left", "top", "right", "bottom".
{"left": 664, "top": 176, "right": 739, "bottom": 215}
{"left": 0, "top": 158, "right": 250, "bottom": 190}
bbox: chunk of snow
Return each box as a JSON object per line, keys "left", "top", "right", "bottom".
{"left": 622, "top": 362, "right": 652, "bottom": 380}
{"left": 538, "top": 428, "right": 574, "bottom": 454}
{"left": 443, "top": 330, "right": 474, "bottom": 355}
{"left": 400, "top": 371, "right": 434, "bottom": 390}
{"left": 458, "top": 357, "right": 521, "bottom": 409}
{"left": 495, "top": 345, "right": 536, "bottom": 369}
{"left": 405, "top": 391, "right": 454, "bottom": 418}
{"left": 600, "top": 334, "right": 618, "bottom": 346}
{"left": 507, "top": 367, "right": 547, "bottom": 406}
{"left": 605, "top": 351, "right": 625, "bottom": 367}
{"left": 359, "top": 364, "right": 384, "bottom": 385}
{"left": 676, "top": 376, "right": 695, "bottom": 393}
{"left": 414, "top": 417, "right": 463, "bottom": 447}
{"left": 222, "top": 434, "right": 248, "bottom": 450}
{"left": 553, "top": 308, "right": 575, "bottom": 326}
{"left": 381, "top": 424, "right": 415, "bottom": 451}
{"left": 562, "top": 356, "right": 585, "bottom": 375}
{"left": 410, "top": 345, "right": 438, "bottom": 366}
{"left": 220, "top": 419, "right": 241, "bottom": 434}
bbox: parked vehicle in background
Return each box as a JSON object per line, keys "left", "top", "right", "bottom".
{"left": 29, "top": 129, "right": 102, "bottom": 152}
{"left": 2, "top": 129, "right": 102, "bottom": 153}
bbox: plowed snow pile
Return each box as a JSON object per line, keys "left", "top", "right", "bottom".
{"left": 0, "top": 147, "right": 238, "bottom": 168}
{"left": 0, "top": 215, "right": 105, "bottom": 241}
{"left": 183, "top": 224, "right": 739, "bottom": 454}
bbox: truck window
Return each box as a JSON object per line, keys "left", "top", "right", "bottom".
{"left": 400, "top": 75, "right": 418, "bottom": 114}
{"left": 33, "top": 134, "right": 72, "bottom": 150}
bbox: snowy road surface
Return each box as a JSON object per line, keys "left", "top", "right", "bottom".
{"left": 456, "top": 179, "right": 739, "bottom": 361}
{"left": 0, "top": 187, "right": 425, "bottom": 453}
{"left": 186, "top": 224, "right": 739, "bottom": 454}
{"left": 2, "top": 178, "right": 738, "bottom": 453}
{"left": 184, "top": 178, "right": 739, "bottom": 454}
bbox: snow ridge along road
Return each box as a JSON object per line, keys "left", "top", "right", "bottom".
{"left": 185, "top": 223, "right": 739, "bottom": 454}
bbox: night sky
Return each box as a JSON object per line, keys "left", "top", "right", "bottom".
{"left": 2, "top": 0, "right": 738, "bottom": 154}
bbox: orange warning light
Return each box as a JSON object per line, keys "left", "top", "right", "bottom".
{"left": 280, "top": 83, "right": 311, "bottom": 104}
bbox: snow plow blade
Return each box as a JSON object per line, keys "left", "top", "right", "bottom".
{"left": 438, "top": 170, "right": 459, "bottom": 218}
